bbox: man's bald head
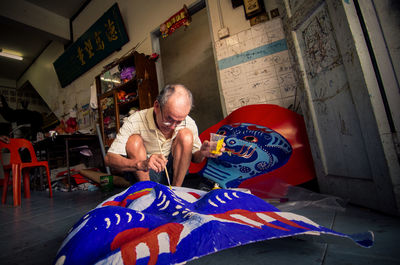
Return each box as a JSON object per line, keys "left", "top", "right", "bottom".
{"left": 156, "top": 84, "right": 193, "bottom": 110}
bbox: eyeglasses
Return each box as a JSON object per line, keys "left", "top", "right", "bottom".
{"left": 160, "top": 106, "right": 184, "bottom": 127}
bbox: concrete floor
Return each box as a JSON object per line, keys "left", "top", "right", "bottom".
{"left": 0, "top": 185, "right": 399, "bottom": 265}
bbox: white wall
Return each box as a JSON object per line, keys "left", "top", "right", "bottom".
{"left": 207, "top": 0, "right": 279, "bottom": 116}
{"left": 17, "top": 41, "right": 65, "bottom": 117}
{"left": 66, "top": 0, "right": 199, "bottom": 117}
{"left": 207, "top": 0, "right": 278, "bottom": 41}
{"left": 16, "top": 0, "right": 278, "bottom": 120}
{"left": 24, "top": 0, "right": 197, "bottom": 119}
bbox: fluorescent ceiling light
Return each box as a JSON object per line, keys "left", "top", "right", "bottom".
{"left": 0, "top": 49, "right": 23, "bottom": 61}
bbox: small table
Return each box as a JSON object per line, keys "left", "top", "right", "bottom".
{"left": 34, "top": 134, "right": 100, "bottom": 191}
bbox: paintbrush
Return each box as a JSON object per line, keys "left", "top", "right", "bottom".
{"left": 155, "top": 130, "right": 172, "bottom": 187}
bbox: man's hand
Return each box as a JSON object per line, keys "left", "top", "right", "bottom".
{"left": 137, "top": 154, "right": 168, "bottom": 173}
{"left": 200, "top": 140, "right": 225, "bottom": 159}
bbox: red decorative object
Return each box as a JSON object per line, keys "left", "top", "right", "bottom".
{"left": 149, "top": 53, "right": 159, "bottom": 61}
{"left": 65, "top": 117, "right": 78, "bottom": 133}
{"left": 160, "top": 5, "right": 191, "bottom": 38}
{"left": 189, "top": 104, "right": 316, "bottom": 198}
{"left": 117, "top": 90, "right": 126, "bottom": 100}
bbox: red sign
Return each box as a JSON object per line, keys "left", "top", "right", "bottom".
{"left": 160, "top": 5, "right": 191, "bottom": 38}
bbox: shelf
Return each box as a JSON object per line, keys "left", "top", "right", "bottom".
{"left": 118, "top": 96, "right": 139, "bottom": 112}
{"left": 104, "top": 128, "right": 116, "bottom": 134}
{"left": 96, "top": 51, "right": 159, "bottom": 150}
{"left": 99, "top": 89, "right": 114, "bottom": 99}
{"left": 102, "top": 108, "right": 116, "bottom": 117}
{"left": 99, "top": 78, "right": 137, "bottom": 99}
{"left": 116, "top": 78, "right": 137, "bottom": 92}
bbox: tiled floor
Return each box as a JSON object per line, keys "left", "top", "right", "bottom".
{"left": 0, "top": 184, "right": 399, "bottom": 265}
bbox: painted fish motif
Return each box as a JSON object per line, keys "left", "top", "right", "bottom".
{"left": 54, "top": 182, "right": 373, "bottom": 265}
{"left": 200, "top": 123, "right": 293, "bottom": 188}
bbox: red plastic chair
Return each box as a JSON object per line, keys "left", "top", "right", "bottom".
{"left": 0, "top": 138, "right": 53, "bottom": 206}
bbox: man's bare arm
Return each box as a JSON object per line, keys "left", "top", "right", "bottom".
{"left": 105, "top": 152, "right": 147, "bottom": 172}
{"left": 105, "top": 152, "right": 167, "bottom": 173}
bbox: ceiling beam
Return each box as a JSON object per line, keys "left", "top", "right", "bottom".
{"left": 0, "top": 0, "right": 70, "bottom": 41}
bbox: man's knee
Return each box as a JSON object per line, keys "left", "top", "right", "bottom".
{"left": 175, "top": 128, "right": 193, "bottom": 146}
{"left": 126, "top": 134, "right": 146, "bottom": 158}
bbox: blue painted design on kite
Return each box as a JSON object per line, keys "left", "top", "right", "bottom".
{"left": 54, "top": 181, "right": 373, "bottom": 265}
{"left": 200, "top": 123, "right": 293, "bottom": 188}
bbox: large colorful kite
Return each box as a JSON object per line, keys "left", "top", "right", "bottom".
{"left": 198, "top": 122, "right": 293, "bottom": 189}
{"left": 189, "top": 104, "right": 316, "bottom": 197}
{"left": 54, "top": 181, "right": 373, "bottom": 265}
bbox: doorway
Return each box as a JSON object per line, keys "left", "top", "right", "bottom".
{"left": 279, "top": 0, "right": 398, "bottom": 214}
{"left": 156, "top": 5, "right": 223, "bottom": 134}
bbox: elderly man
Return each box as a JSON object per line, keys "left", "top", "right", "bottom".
{"left": 105, "top": 84, "right": 221, "bottom": 187}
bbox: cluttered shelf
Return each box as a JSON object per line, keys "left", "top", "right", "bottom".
{"left": 99, "top": 89, "right": 139, "bottom": 116}
{"left": 96, "top": 51, "right": 158, "bottom": 149}
{"left": 118, "top": 95, "right": 139, "bottom": 110}
{"left": 98, "top": 78, "right": 137, "bottom": 100}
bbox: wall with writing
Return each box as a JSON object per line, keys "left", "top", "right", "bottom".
{"left": 215, "top": 18, "right": 297, "bottom": 115}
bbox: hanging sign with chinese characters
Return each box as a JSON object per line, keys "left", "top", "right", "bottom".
{"left": 160, "top": 5, "right": 191, "bottom": 38}
{"left": 53, "top": 3, "right": 129, "bottom": 88}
